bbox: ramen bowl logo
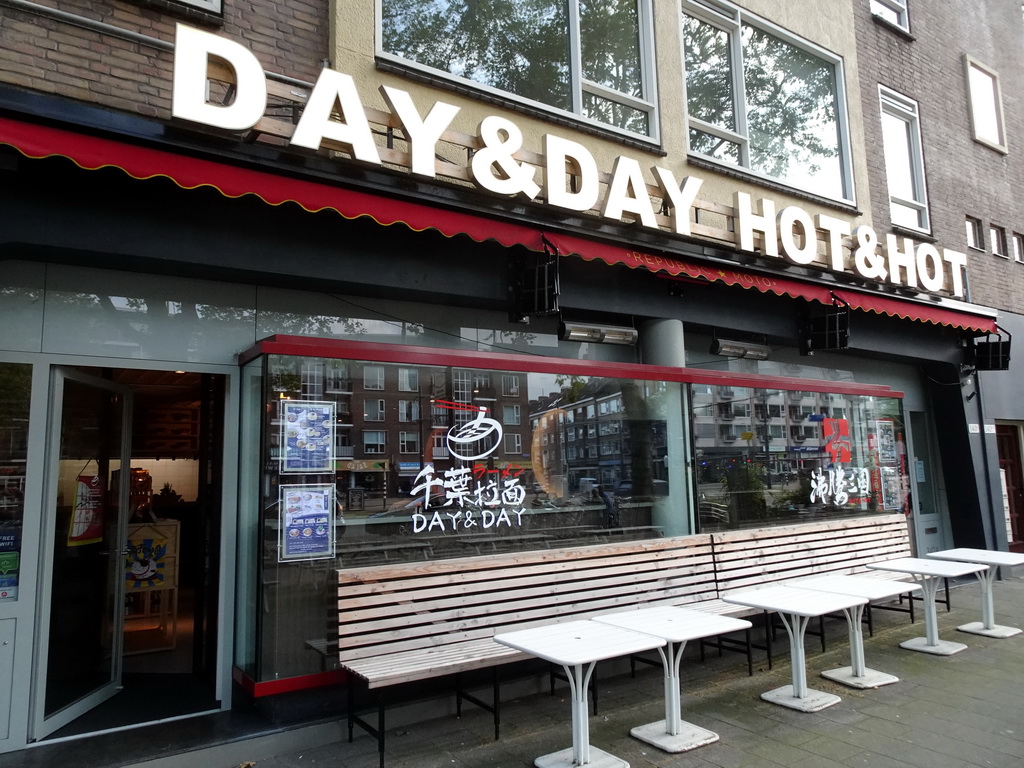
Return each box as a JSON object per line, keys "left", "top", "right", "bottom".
{"left": 436, "top": 401, "right": 502, "bottom": 461}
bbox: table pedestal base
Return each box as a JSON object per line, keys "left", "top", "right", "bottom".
{"left": 630, "top": 720, "right": 719, "bottom": 753}
{"left": 899, "top": 636, "right": 967, "bottom": 655}
{"left": 535, "top": 746, "right": 628, "bottom": 768}
{"left": 821, "top": 666, "right": 899, "bottom": 689}
{"left": 760, "top": 685, "right": 840, "bottom": 712}
{"left": 957, "top": 621, "right": 1022, "bottom": 638}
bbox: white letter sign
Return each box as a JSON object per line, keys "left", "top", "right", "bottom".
{"left": 172, "top": 24, "right": 267, "bottom": 132}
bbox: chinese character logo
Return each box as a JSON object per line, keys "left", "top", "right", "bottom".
{"left": 823, "top": 418, "right": 851, "bottom": 464}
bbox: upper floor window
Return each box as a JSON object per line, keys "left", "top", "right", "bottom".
{"left": 363, "top": 365, "right": 384, "bottom": 390}
{"left": 965, "top": 216, "right": 984, "bottom": 250}
{"left": 379, "top": 0, "right": 656, "bottom": 139}
{"left": 964, "top": 55, "right": 1007, "bottom": 153}
{"left": 991, "top": 226, "right": 1009, "bottom": 259}
{"left": 398, "top": 368, "right": 419, "bottom": 392}
{"left": 682, "top": 0, "right": 853, "bottom": 202}
{"left": 501, "top": 375, "right": 521, "bottom": 397}
{"left": 151, "top": 0, "right": 221, "bottom": 12}
{"left": 879, "top": 87, "right": 929, "bottom": 232}
{"left": 870, "top": 0, "right": 909, "bottom": 32}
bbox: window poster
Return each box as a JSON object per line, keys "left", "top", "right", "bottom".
{"left": 280, "top": 401, "right": 335, "bottom": 474}
{"left": 0, "top": 531, "right": 19, "bottom": 601}
{"left": 880, "top": 466, "right": 901, "bottom": 510}
{"left": 875, "top": 419, "right": 897, "bottom": 465}
{"left": 279, "top": 484, "right": 335, "bottom": 561}
{"left": 125, "top": 533, "right": 171, "bottom": 591}
{"left": 67, "top": 474, "right": 105, "bottom": 546}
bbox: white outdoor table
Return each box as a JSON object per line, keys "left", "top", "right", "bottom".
{"left": 791, "top": 574, "right": 922, "bottom": 688}
{"left": 867, "top": 557, "right": 987, "bottom": 655}
{"left": 494, "top": 620, "right": 665, "bottom": 768}
{"left": 592, "top": 606, "right": 752, "bottom": 753}
{"left": 927, "top": 548, "right": 1024, "bottom": 638}
{"left": 723, "top": 585, "right": 866, "bottom": 712}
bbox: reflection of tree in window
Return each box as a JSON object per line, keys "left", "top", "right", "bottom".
{"left": 683, "top": 15, "right": 738, "bottom": 162}
{"left": 683, "top": 10, "right": 844, "bottom": 199}
{"left": 579, "top": 0, "right": 647, "bottom": 132}
{"left": 382, "top": 0, "right": 571, "bottom": 111}
{"left": 741, "top": 25, "right": 840, "bottom": 191}
{"left": 383, "top": 0, "right": 650, "bottom": 133}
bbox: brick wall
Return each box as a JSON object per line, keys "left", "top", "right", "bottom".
{"left": 0, "top": 0, "right": 328, "bottom": 118}
{"left": 854, "top": 2, "right": 1024, "bottom": 313}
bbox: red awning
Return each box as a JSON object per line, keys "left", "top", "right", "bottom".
{"left": 542, "top": 232, "right": 998, "bottom": 333}
{"left": 0, "top": 116, "right": 997, "bottom": 334}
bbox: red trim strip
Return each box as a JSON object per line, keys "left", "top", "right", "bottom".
{"left": 0, "top": 116, "right": 995, "bottom": 334}
{"left": 243, "top": 335, "right": 904, "bottom": 399}
{"left": 233, "top": 665, "right": 348, "bottom": 697}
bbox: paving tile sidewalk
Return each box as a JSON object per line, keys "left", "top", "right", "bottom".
{"left": 148, "top": 575, "right": 1024, "bottom": 768}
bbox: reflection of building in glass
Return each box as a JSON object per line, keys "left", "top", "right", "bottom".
{"left": 530, "top": 379, "right": 668, "bottom": 496}
{"left": 692, "top": 382, "right": 905, "bottom": 530}
{"left": 266, "top": 359, "right": 529, "bottom": 502}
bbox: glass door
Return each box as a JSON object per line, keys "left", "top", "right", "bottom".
{"left": 31, "top": 369, "right": 132, "bottom": 740}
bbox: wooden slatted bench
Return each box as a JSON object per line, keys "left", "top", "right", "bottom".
{"left": 697, "top": 513, "right": 922, "bottom": 662}
{"left": 336, "top": 534, "right": 717, "bottom": 767}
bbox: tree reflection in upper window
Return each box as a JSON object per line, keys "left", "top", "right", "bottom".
{"left": 683, "top": 0, "right": 851, "bottom": 202}
{"left": 380, "top": 0, "right": 656, "bottom": 137}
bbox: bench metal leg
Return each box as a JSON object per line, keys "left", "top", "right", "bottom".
{"left": 455, "top": 668, "right": 502, "bottom": 740}
{"left": 697, "top": 624, "right": 759, "bottom": 675}
{"left": 347, "top": 682, "right": 386, "bottom": 768}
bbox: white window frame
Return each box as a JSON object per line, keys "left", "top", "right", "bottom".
{"left": 682, "top": 0, "right": 855, "bottom": 204}
{"left": 1012, "top": 233, "right": 1024, "bottom": 264}
{"left": 376, "top": 0, "right": 659, "bottom": 142}
{"left": 398, "top": 399, "right": 420, "bottom": 422}
{"left": 964, "top": 55, "right": 1008, "bottom": 153}
{"left": 503, "top": 404, "right": 521, "bottom": 426}
{"left": 504, "top": 433, "right": 522, "bottom": 454}
{"left": 363, "top": 430, "right": 386, "bottom": 455}
{"left": 501, "top": 375, "right": 520, "bottom": 397}
{"left": 363, "top": 365, "right": 384, "bottom": 390}
{"left": 870, "top": 0, "right": 909, "bottom": 32}
{"left": 300, "top": 360, "right": 324, "bottom": 397}
{"left": 163, "top": 0, "right": 221, "bottom": 11}
{"left": 398, "top": 368, "right": 419, "bottom": 392}
{"left": 399, "top": 431, "right": 421, "bottom": 454}
{"left": 966, "top": 217, "right": 984, "bottom": 250}
{"left": 991, "top": 226, "right": 1009, "bottom": 259}
{"left": 879, "top": 87, "right": 930, "bottom": 233}
{"left": 364, "top": 399, "right": 386, "bottom": 422}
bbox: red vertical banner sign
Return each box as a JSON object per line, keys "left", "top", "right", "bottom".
{"left": 68, "top": 475, "right": 105, "bottom": 546}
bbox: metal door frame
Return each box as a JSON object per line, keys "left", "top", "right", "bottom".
{"left": 29, "top": 367, "right": 133, "bottom": 741}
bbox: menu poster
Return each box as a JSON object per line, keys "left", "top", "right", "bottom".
{"left": 279, "top": 484, "right": 335, "bottom": 562}
{"left": 875, "top": 419, "right": 897, "bottom": 465}
{"left": 880, "top": 466, "right": 901, "bottom": 510}
{"left": 280, "top": 401, "right": 335, "bottom": 474}
{"left": 67, "top": 475, "right": 105, "bottom": 547}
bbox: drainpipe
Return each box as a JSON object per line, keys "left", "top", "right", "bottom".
{"left": 972, "top": 370, "right": 1001, "bottom": 550}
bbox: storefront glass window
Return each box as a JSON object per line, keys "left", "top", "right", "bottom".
{"left": 693, "top": 384, "right": 908, "bottom": 530}
{"left": 239, "top": 349, "right": 688, "bottom": 680}
{"left": 0, "top": 363, "right": 31, "bottom": 602}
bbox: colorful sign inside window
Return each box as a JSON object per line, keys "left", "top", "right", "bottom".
{"left": 280, "top": 400, "right": 336, "bottom": 474}
{"left": 68, "top": 474, "right": 105, "bottom": 546}
{"left": 279, "top": 484, "right": 335, "bottom": 561}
